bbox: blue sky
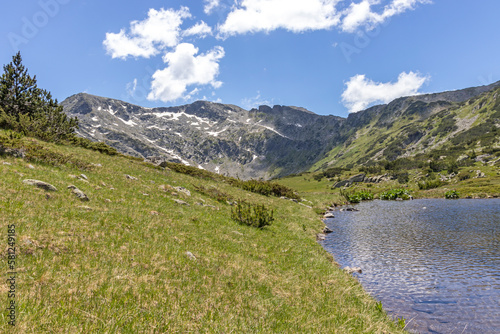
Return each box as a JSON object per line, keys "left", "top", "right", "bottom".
{"left": 1, "top": 0, "right": 499, "bottom": 117}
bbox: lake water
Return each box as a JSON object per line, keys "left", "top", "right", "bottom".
{"left": 320, "top": 199, "right": 500, "bottom": 334}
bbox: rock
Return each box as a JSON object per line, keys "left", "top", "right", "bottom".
{"left": 323, "top": 212, "right": 335, "bottom": 219}
{"left": 475, "top": 170, "right": 486, "bottom": 178}
{"left": 316, "top": 233, "right": 326, "bottom": 241}
{"left": 340, "top": 207, "right": 359, "bottom": 212}
{"left": 333, "top": 180, "right": 351, "bottom": 188}
{"left": 298, "top": 202, "right": 312, "bottom": 208}
{"left": 125, "top": 174, "right": 138, "bottom": 180}
{"left": 67, "top": 185, "right": 89, "bottom": 201}
{"left": 323, "top": 226, "right": 333, "bottom": 234}
{"left": 173, "top": 199, "right": 189, "bottom": 206}
{"left": 185, "top": 251, "right": 196, "bottom": 260}
{"left": 0, "top": 147, "right": 25, "bottom": 158}
{"left": 343, "top": 266, "right": 362, "bottom": 274}
{"left": 79, "top": 174, "right": 88, "bottom": 180}
{"left": 27, "top": 164, "right": 35, "bottom": 169}
{"left": 150, "top": 211, "right": 159, "bottom": 215}
{"left": 91, "top": 163, "right": 102, "bottom": 167}
{"left": 349, "top": 173, "right": 365, "bottom": 183}
{"left": 174, "top": 186, "right": 191, "bottom": 197}
{"left": 104, "top": 199, "right": 111, "bottom": 203}
{"left": 23, "top": 179, "right": 57, "bottom": 191}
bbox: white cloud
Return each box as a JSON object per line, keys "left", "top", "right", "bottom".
{"left": 218, "top": 0, "right": 341, "bottom": 36}
{"left": 103, "top": 7, "right": 191, "bottom": 59}
{"left": 182, "top": 21, "right": 213, "bottom": 38}
{"left": 126, "top": 78, "right": 138, "bottom": 96}
{"left": 241, "top": 91, "right": 273, "bottom": 110}
{"left": 217, "top": 0, "right": 429, "bottom": 36}
{"left": 341, "top": 0, "right": 430, "bottom": 32}
{"left": 204, "top": 0, "right": 221, "bottom": 14}
{"left": 341, "top": 72, "right": 429, "bottom": 113}
{"left": 147, "top": 43, "right": 225, "bottom": 102}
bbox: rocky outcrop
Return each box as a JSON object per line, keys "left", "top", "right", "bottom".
{"left": 333, "top": 173, "right": 366, "bottom": 188}
{"left": 67, "top": 185, "right": 89, "bottom": 201}
{"left": 23, "top": 179, "right": 57, "bottom": 191}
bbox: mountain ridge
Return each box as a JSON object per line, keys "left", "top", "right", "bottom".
{"left": 62, "top": 80, "right": 500, "bottom": 179}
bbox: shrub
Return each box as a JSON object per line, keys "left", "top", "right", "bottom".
{"left": 445, "top": 190, "right": 460, "bottom": 199}
{"left": 229, "top": 179, "right": 300, "bottom": 200}
{"left": 380, "top": 189, "right": 411, "bottom": 200}
{"left": 193, "top": 185, "right": 233, "bottom": 203}
{"left": 340, "top": 189, "right": 374, "bottom": 203}
{"left": 457, "top": 171, "right": 471, "bottom": 181}
{"left": 231, "top": 201, "right": 274, "bottom": 229}
{"left": 418, "top": 179, "right": 442, "bottom": 190}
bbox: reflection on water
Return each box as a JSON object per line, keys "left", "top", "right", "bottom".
{"left": 321, "top": 199, "right": 500, "bottom": 334}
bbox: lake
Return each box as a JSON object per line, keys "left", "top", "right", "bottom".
{"left": 320, "top": 199, "right": 500, "bottom": 334}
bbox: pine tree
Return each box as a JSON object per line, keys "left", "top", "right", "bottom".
{"left": 0, "top": 52, "right": 78, "bottom": 142}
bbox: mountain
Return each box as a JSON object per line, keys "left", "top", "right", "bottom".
{"left": 313, "top": 81, "right": 500, "bottom": 171}
{"left": 61, "top": 94, "right": 345, "bottom": 179}
{"left": 62, "top": 81, "right": 500, "bottom": 179}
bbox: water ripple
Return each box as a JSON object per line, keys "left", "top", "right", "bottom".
{"left": 321, "top": 199, "right": 500, "bottom": 334}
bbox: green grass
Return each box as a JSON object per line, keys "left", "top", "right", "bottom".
{"left": 0, "top": 131, "right": 406, "bottom": 333}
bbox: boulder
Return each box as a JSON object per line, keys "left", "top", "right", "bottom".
{"left": 323, "top": 226, "right": 333, "bottom": 234}
{"left": 316, "top": 233, "right": 326, "bottom": 241}
{"left": 323, "top": 212, "right": 335, "bottom": 219}
{"left": 173, "top": 199, "right": 189, "bottom": 206}
{"left": 349, "top": 173, "right": 365, "bottom": 183}
{"left": 333, "top": 180, "right": 351, "bottom": 188}
{"left": 343, "top": 266, "right": 362, "bottom": 274}
{"left": 23, "top": 179, "right": 57, "bottom": 191}
{"left": 174, "top": 186, "right": 191, "bottom": 197}
{"left": 185, "top": 251, "right": 196, "bottom": 260}
{"left": 67, "top": 185, "right": 89, "bottom": 201}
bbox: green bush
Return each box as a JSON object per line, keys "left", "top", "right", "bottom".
{"left": 418, "top": 179, "right": 442, "bottom": 190}
{"left": 445, "top": 190, "right": 460, "bottom": 199}
{"left": 231, "top": 201, "right": 274, "bottom": 229}
{"left": 340, "top": 189, "right": 374, "bottom": 203}
{"left": 193, "top": 185, "right": 233, "bottom": 203}
{"left": 457, "top": 171, "right": 471, "bottom": 181}
{"left": 380, "top": 189, "right": 411, "bottom": 200}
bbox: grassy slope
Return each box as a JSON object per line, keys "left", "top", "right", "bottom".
{"left": 0, "top": 132, "right": 405, "bottom": 333}
{"left": 277, "top": 164, "right": 500, "bottom": 211}
{"left": 311, "top": 87, "right": 500, "bottom": 171}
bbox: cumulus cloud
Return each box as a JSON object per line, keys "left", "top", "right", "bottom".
{"left": 103, "top": 7, "right": 191, "bottom": 59}
{"left": 340, "top": 0, "right": 430, "bottom": 33}
{"left": 147, "top": 43, "right": 225, "bottom": 102}
{"left": 217, "top": 0, "right": 429, "bottom": 36}
{"left": 204, "top": 0, "right": 221, "bottom": 14}
{"left": 341, "top": 72, "right": 429, "bottom": 113}
{"left": 218, "top": 0, "right": 341, "bottom": 36}
{"left": 182, "top": 21, "right": 213, "bottom": 38}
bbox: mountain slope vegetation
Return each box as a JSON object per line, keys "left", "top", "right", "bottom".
{"left": 0, "top": 130, "right": 406, "bottom": 333}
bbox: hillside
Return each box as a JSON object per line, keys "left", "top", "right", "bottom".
{"left": 62, "top": 81, "right": 500, "bottom": 180}
{"left": 0, "top": 130, "right": 406, "bottom": 333}
{"left": 314, "top": 83, "right": 500, "bottom": 170}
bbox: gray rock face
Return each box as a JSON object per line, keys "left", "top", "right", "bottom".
{"left": 23, "top": 179, "right": 57, "bottom": 191}
{"left": 61, "top": 81, "right": 500, "bottom": 179}
{"left": 62, "top": 93, "right": 345, "bottom": 180}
